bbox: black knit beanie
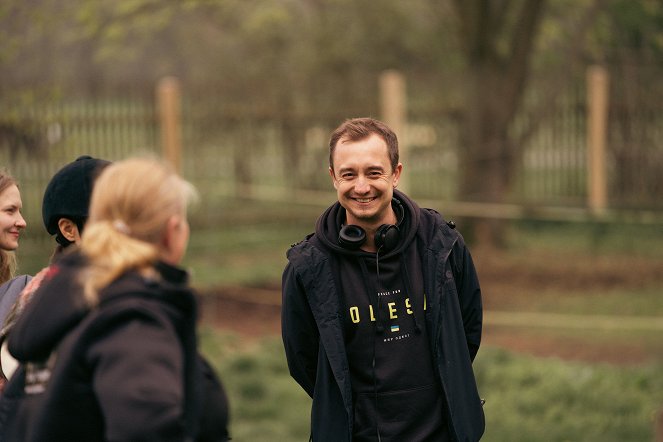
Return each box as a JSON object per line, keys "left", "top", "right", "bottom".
{"left": 42, "top": 155, "right": 111, "bottom": 246}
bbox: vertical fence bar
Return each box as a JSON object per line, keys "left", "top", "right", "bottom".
{"left": 586, "top": 65, "right": 609, "bottom": 215}
{"left": 657, "top": 407, "right": 663, "bottom": 442}
{"left": 157, "top": 77, "right": 182, "bottom": 173}
{"left": 380, "top": 70, "right": 408, "bottom": 192}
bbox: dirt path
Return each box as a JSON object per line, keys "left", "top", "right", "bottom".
{"left": 198, "top": 248, "right": 663, "bottom": 366}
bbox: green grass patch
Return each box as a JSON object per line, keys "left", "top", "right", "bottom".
{"left": 200, "top": 329, "right": 312, "bottom": 441}
{"left": 475, "top": 347, "right": 663, "bottom": 442}
{"left": 184, "top": 222, "right": 313, "bottom": 287}
{"left": 495, "top": 287, "right": 663, "bottom": 317}
{"left": 508, "top": 219, "right": 663, "bottom": 259}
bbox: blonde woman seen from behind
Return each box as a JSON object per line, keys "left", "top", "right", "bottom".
{"left": 80, "top": 156, "right": 194, "bottom": 305}
{"left": 4, "top": 157, "right": 229, "bottom": 441}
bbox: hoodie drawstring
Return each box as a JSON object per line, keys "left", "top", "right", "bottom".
{"left": 363, "top": 248, "right": 421, "bottom": 335}
{"left": 400, "top": 254, "right": 422, "bottom": 333}
{"left": 358, "top": 258, "right": 384, "bottom": 333}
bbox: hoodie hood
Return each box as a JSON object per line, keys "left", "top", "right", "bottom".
{"left": 8, "top": 251, "right": 193, "bottom": 362}
{"left": 315, "top": 189, "right": 420, "bottom": 257}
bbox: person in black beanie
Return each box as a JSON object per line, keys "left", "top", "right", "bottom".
{"left": 42, "top": 155, "right": 111, "bottom": 252}
{"left": 0, "top": 155, "right": 110, "bottom": 389}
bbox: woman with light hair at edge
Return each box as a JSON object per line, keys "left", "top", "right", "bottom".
{"left": 0, "top": 171, "right": 27, "bottom": 285}
{"left": 0, "top": 170, "right": 29, "bottom": 344}
{"left": 1, "top": 156, "right": 230, "bottom": 441}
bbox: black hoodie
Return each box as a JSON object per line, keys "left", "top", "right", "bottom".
{"left": 0, "top": 251, "right": 229, "bottom": 442}
{"left": 315, "top": 191, "right": 448, "bottom": 441}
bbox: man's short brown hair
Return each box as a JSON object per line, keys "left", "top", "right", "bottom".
{"left": 328, "top": 118, "right": 399, "bottom": 172}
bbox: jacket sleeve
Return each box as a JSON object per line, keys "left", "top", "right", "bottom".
{"left": 86, "top": 312, "right": 187, "bottom": 441}
{"left": 281, "top": 261, "right": 319, "bottom": 397}
{"left": 452, "top": 239, "right": 483, "bottom": 362}
{"left": 0, "top": 274, "right": 32, "bottom": 330}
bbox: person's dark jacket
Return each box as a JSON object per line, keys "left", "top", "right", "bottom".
{"left": 282, "top": 191, "right": 484, "bottom": 441}
{"left": 0, "top": 251, "right": 229, "bottom": 442}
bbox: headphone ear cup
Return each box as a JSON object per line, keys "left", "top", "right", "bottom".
{"left": 374, "top": 224, "right": 399, "bottom": 251}
{"left": 338, "top": 225, "right": 366, "bottom": 250}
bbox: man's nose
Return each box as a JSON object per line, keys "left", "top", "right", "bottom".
{"left": 354, "top": 176, "right": 370, "bottom": 194}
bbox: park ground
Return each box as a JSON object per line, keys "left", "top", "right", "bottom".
{"left": 199, "top": 245, "right": 663, "bottom": 367}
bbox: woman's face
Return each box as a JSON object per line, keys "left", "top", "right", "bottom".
{"left": 0, "top": 184, "right": 27, "bottom": 251}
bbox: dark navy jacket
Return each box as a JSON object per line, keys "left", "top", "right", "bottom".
{"left": 282, "top": 194, "right": 485, "bottom": 442}
{"left": 0, "top": 252, "right": 229, "bottom": 442}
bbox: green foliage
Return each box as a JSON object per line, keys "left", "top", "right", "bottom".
{"left": 199, "top": 329, "right": 663, "bottom": 442}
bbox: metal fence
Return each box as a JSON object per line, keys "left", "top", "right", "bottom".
{"left": 2, "top": 64, "right": 663, "bottom": 239}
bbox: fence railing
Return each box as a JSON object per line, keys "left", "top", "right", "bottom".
{"left": 2, "top": 65, "right": 663, "bottom": 238}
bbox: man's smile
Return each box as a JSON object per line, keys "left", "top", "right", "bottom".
{"left": 353, "top": 197, "right": 376, "bottom": 203}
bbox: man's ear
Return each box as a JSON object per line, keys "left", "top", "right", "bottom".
{"left": 58, "top": 218, "right": 81, "bottom": 243}
{"left": 392, "top": 163, "right": 403, "bottom": 188}
{"left": 329, "top": 167, "right": 338, "bottom": 189}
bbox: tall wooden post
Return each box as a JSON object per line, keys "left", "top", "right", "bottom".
{"left": 157, "top": 77, "right": 182, "bottom": 174}
{"left": 586, "top": 66, "right": 609, "bottom": 215}
{"left": 380, "top": 70, "right": 408, "bottom": 193}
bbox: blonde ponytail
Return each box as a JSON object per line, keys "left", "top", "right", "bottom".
{"left": 79, "top": 156, "right": 196, "bottom": 306}
{"left": 79, "top": 221, "right": 159, "bottom": 305}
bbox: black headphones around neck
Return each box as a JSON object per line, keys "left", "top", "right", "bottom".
{"left": 338, "top": 198, "right": 404, "bottom": 252}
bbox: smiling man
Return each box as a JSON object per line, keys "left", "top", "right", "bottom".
{"left": 282, "top": 117, "right": 485, "bottom": 441}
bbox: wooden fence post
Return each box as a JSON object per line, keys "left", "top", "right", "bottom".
{"left": 586, "top": 65, "right": 609, "bottom": 216}
{"left": 380, "top": 70, "right": 408, "bottom": 193}
{"left": 157, "top": 76, "right": 182, "bottom": 174}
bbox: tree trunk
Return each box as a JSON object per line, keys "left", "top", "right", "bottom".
{"left": 452, "top": 0, "right": 547, "bottom": 247}
{"left": 458, "top": 65, "right": 515, "bottom": 247}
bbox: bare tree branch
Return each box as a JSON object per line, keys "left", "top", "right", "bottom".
{"left": 500, "top": 1, "right": 546, "bottom": 128}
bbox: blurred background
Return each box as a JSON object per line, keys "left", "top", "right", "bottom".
{"left": 1, "top": 0, "right": 662, "bottom": 440}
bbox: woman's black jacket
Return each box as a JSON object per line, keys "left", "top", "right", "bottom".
{"left": 0, "top": 252, "right": 229, "bottom": 442}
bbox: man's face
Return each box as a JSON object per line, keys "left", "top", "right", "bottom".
{"left": 0, "top": 184, "right": 26, "bottom": 251}
{"left": 329, "top": 134, "right": 402, "bottom": 228}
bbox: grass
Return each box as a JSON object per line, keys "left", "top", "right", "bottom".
{"left": 474, "top": 347, "right": 663, "bottom": 442}
{"left": 200, "top": 330, "right": 312, "bottom": 441}
{"left": 500, "top": 286, "right": 663, "bottom": 316}
{"left": 184, "top": 221, "right": 313, "bottom": 288}
{"left": 507, "top": 219, "right": 663, "bottom": 259}
{"left": 200, "top": 329, "right": 663, "bottom": 442}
